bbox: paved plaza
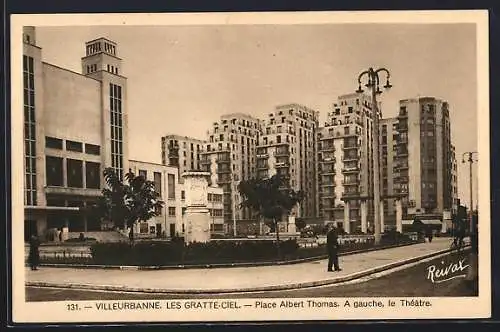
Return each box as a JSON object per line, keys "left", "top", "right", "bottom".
{"left": 26, "top": 238, "right": 453, "bottom": 294}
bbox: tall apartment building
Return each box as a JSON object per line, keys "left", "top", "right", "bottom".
{"left": 161, "top": 134, "right": 205, "bottom": 181}
{"left": 317, "top": 93, "right": 377, "bottom": 232}
{"left": 380, "top": 117, "right": 399, "bottom": 222}
{"left": 451, "top": 144, "right": 459, "bottom": 214}
{"left": 256, "top": 104, "right": 319, "bottom": 224}
{"left": 200, "top": 113, "right": 262, "bottom": 224}
{"left": 394, "top": 97, "right": 454, "bottom": 217}
{"left": 22, "top": 27, "right": 129, "bottom": 240}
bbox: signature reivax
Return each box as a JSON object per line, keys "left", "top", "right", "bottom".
{"left": 426, "top": 258, "right": 469, "bottom": 283}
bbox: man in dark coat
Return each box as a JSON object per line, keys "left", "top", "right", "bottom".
{"left": 28, "top": 235, "right": 40, "bottom": 270}
{"left": 326, "top": 225, "right": 341, "bottom": 272}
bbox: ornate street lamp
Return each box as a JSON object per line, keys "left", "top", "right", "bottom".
{"left": 356, "top": 67, "right": 392, "bottom": 244}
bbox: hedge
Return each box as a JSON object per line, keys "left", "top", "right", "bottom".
{"left": 89, "top": 239, "right": 300, "bottom": 266}
{"left": 86, "top": 234, "right": 418, "bottom": 266}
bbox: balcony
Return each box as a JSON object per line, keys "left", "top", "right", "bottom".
{"left": 217, "top": 167, "right": 231, "bottom": 174}
{"left": 321, "top": 145, "right": 335, "bottom": 152}
{"left": 321, "top": 182, "right": 335, "bottom": 187}
{"left": 168, "top": 152, "right": 179, "bottom": 158}
{"left": 342, "top": 179, "right": 359, "bottom": 186}
{"left": 342, "top": 191, "right": 360, "bottom": 198}
{"left": 394, "top": 161, "right": 409, "bottom": 170}
{"left": 398, "top": 123, "right": 408, "bottom": 132}
{"left": 216, "top": 158, "right": 231, "bottom": 163}
{"left": 320, "top": 191, "right": 335, "bottom": 198}
{"left": 342, "top": 166, "right": 360, "bottom": 174}
{"left": 396, "top": 138, "right": 408, "bottom": 145}
{"left": 397, "top": 150, "right": 409, "bottom": 157}
{"left": 342, "top": 155, "right": 359, "bottom": 162}
{"left": 256, "top": 164, "right": 268, "bottom": 170}
{"left": 321, "top": 169, "right": 335, "bottom": 175}
{"left": 394, "top": 175, "right": 409, "bottom": 183}
{"left": 274, "top": 150, "right": 290, "bottom": 157}
{"left": 200, "top": 158, "right": 211, "bottom": 165}
{"left": 343, "top": 142, "right": 358, "bottom": 150}
{"left": 217, "top": 178, "right": 232, "bottom": 185}
{"left": 256, "top": 153, "right": 269, "bottom": 159}
{"left": 275, "top": 162, "right": 290, "bottom": 168}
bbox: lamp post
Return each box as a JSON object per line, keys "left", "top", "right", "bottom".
{"left": 230, "top": 173, "right": 238, "bottom": 237}
{"left": 356, "top": 67, "right": 392, "bottom": 245}
{"left": 462, "top": 151, "right": 478, "bottom": 234}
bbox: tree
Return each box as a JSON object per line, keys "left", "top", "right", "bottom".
{"left": 94, "top": 167, "right": 164, "bottom": 243}
{"left": 238, "top": 174, "right": 304, "bottom": 258}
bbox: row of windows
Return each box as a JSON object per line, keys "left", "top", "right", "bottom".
{"left": 86, "top": 64, "right": 98, "bottom": 74}
{"left": 86, "top": 42, "right": 117, "bottom": 56}
{"left": 46, "top": 156, "right": 101, "bottom": 189}
{"left": 208, "top": 193, "right": 223, "bottom": 202}
{"left": 106, "top": 64, "right": 119, "bottom": 75}
{"left": 110, "top": 83, "right": 124, "bottom": 179}
{"left": 45, "top": 136, "right": 101, "bottom": 155}
{"left": 166, "top": 139, "right": 202, "bottom": 150}
{"left": 23, "top": 55, "right": 37, "bottom": 206}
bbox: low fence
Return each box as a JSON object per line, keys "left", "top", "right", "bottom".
{"left": 25, "top": 245, "right": 92, "bottom": 259}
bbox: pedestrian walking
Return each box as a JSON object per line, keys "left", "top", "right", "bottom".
{"left": 326, "top": 225, "right": 342, "bottom": 272}
{"left": 28, "top": 235, "right": 40, "bottom": 270}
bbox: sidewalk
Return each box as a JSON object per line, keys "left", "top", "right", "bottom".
{"left": 26, "top": 238, "right": 452, "bottom": 294}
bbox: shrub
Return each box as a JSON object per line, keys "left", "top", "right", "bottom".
{"left": 65, "top": 237, "right": 97, "bottom": 243}
{"left": 380, "top": 230, "right": 412, "bottom": 245}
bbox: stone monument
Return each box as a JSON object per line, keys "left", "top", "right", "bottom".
{"left": 182, "top": 171, "right": 211, "bottom": 244}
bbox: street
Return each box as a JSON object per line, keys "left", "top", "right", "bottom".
{"left": 26, "top": 250, "right": 477, "bottom": 301}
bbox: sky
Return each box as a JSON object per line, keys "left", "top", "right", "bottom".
{"left": 34, "top": 23, "right": 478, "bottom": 207}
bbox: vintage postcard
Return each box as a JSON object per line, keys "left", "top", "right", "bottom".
{"left": 11, "top": 10, "right": 490, "bottom": 323}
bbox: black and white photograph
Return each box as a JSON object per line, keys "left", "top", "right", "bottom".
{"left": 11, "top": 11, "right": 490, "bottom": 322}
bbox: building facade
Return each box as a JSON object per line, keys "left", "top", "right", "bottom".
{"left": 200, "top": 113, "right": 262, "bottom": 228}
{"left": 21, "top": 27, "right": 223, "bottom": 241}
{"left": 257, "top": 104, "right": 319, "bottom": 226}
{"left": 394, "top": 97, "right": 455, "bottom": 218}
{"left": 380, "top": 117, "right": 399, "bottom": 224}
{"left": 22, "top": 27, "right": 130, "bottom": 241}
{"left": 451, "top": 144, "right": 459, "bottom": 215}
{"left": 161, "top": 134, "right": 206, "bottom": 181}
{"left": 317, "top": 93, "right": 377, "bottom": 232}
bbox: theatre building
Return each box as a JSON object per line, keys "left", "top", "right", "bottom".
{"left": 22, "top": 27, "right": 130, "bottom": 240}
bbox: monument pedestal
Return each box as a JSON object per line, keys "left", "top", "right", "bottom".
{"left": 184, "top": 207, "right": 210, "bottom": 243}
{"left": 182, "top": 171, "right": 212, "bottom": 244}
{"left": 287, "top": 215, "right": 296, "bottom": 233}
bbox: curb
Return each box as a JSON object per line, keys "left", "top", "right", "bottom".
{"left": 36, "top": 241, "right": 422, "bottom": 270}
{"left": 27, "top": 245, "right": 467, "bottom": 294}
